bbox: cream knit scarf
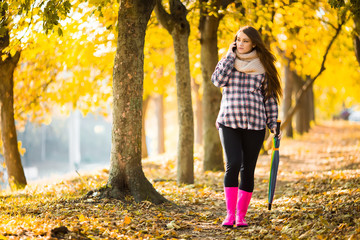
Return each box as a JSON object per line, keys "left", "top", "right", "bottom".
{"left": 234, "top": 50, "right": 265, "bottom": 75}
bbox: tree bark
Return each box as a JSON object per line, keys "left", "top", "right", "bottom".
{"left": 155, "top": 0, "right": 194, "bottom": 184}
{"left": 155, "top": 94, "right": 165, "bottom": 154}
{"left": 283, "top": 63, "right": 293, "bottom": 137}
{"left": 0, "top": 28, "right": 27, "bottom": 190}
{"left": 142, "top": 96, "right": 150, "bottom": 158}
{"left": 294, "top": 73, "right": 310, "bottom": 134}
{"left": 304, "top": 87, "right": 313, "bottom": 132}
{"left": 172, "top": 24, "right": 194, "bottom": 185}
{"left": 307, "top": 76, "right": 315, "bottom": 122}
{"left": 106, "top": 0, "right": 167, "bottom": 204}
{"left": 353, "top": 15, "right": 360, "bottom": 65}
{"left": 192, "top": 78, "right": 203, "bottom": 146}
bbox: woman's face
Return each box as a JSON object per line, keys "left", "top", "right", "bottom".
{"left": 236, "top": 31, "right": 255, "bottom": 54}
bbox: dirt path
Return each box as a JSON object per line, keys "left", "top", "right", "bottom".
{"left": 254, "top": 120, "right": 360, "bottom": 191}
{"left": 166, "top": 120, "right": 360, "bottom": 239}
{"left": 272, "top": 120, "right": 360, "bottom": 173}
{"left": 1, "top": 121, "right": 359, "bottom": 240}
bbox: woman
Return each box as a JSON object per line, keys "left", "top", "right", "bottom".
{"left": 212, "top": 26, "right": 282, "bottom": 228}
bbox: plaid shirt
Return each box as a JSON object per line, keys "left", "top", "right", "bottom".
{"left": 212, "top": 53, "right": 278, "bottom": 130}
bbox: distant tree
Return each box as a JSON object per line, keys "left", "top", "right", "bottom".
{"left": 199, "top": 0, "right": 235, "bottom": 172}
{"left": 0, "top": 32, "right": 24, "bottom": 189}
{"left": 0, "top": 0, "right": 71, "bottom": 189}
{"left": 155, "top": 0, "right": 194, "bottom": 184}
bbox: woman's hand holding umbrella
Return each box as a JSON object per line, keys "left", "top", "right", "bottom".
{"left": 268, "top": 120, "right": 281, "bottom": 210}
{"left": 271, "top": 126, "right": 282, "bottom": 140}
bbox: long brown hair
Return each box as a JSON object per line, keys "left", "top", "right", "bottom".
{"left": 235, "top": 26, "right": 282, "bottom": 103}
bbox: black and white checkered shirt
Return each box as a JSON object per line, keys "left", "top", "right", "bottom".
{"left": 212, "top": 53, "right": 278, "bottom": 130}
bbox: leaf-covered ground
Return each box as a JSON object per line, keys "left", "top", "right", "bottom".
{"left": 1, "top": 121, "right": 360, "bottom": 239}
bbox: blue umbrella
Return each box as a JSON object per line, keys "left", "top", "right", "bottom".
{"left": 268, "top": 120, "right": 281, "bottom": 210}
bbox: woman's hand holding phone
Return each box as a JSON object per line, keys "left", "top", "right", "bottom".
{"left": 232, "top": 41, "right": 237, "bottom": 52}
{"left": 228, "top": 41, "right": 237, "bottom": 55}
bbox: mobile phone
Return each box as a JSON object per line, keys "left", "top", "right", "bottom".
{"left": 232, "top": 39, "right": 237, "bottom": 52}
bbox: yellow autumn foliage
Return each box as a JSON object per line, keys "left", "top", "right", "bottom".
{"left": 4, "top": 0, "right": 360, "bottom": 135}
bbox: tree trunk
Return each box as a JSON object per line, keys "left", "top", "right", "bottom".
{"left": 0, "top": 27, "right": 26, "bottom": 190}
{"left": 69, "top": 110, "right": 81, "bottom": 171}
{"left": 294, "top": 73, "right": 306, "bottom": 134}
{"left": 155, "top": 94, "right": 165, "bottom": 154}
{"left": 172, "top": 27, "right": 194, "bottom": 185}
{"left": 294, "top": 72, "right": 312, "bottom": 134}
{"left": 106, "top": 0, "right": 167, "bottom": 204}
{"left": 192, "top": 78, "right": 203, "bottom": 146}
{"left": 304, "top": 87, "right": 312, "bottom": 132}
{"left": 142, "top": 96, "right": 150, "bottom": 158}
{"left": 199, "top": 0, "right": 230, "bottom": 172}
{"left": 259, "top": 0, "right": 275, "bottom": 48}
{"left": 41, "top": 125, "right": 46, "bottom": 162}
{"left": 353, "top": 15, "right": 360, "bottom": 65}
{"left": 0, "top": 53, "right": 27, "bottom": 189}
{"left": 155, "top": 0, "right": 194, "bottom": 184}
{"left": 307, "top": 76, "right": 315, "bottom": 122}
{"left": 283, "top": 63, "right": 293, "bottom": 137}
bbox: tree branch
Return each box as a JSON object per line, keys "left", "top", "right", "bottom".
{"left": 16, "top": 77, "right": 55, "bottom": 117}
{"left": 220, "top": 0, "right": 234, "bottom": 9}
{"left": 264, "top": 15, "right": 347, "bottom": 149}
{"left": 199, "top": 0, "right": 234, "bottom": 33}
{"left": 321, "top": 19, "right": 337, "bottom": 30}
{"left": 154, "top": 0, "right": 174, "bottom": 33}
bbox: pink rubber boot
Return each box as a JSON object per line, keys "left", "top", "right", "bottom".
{"left": 236, "top": 190, "right": 253, "bottom": 227}
{"left": 222, "top": 187, "right": 238, "bottom": 228}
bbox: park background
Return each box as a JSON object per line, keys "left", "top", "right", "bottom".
{"left": 0, "top": 0, "right": 360, "bottom": 239}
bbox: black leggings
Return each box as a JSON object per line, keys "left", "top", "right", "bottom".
{"left": 219, "top": 124, "right": 265, "bottom": 192}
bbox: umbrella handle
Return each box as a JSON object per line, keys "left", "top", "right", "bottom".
{"left": 275, "top": 120, "right": 281, "bottom": 138}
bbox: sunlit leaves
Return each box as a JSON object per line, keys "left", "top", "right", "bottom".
{"left": 8, "top": 0, "right": 358, "bottom": 128}
{"left": 2, "top": 0, "right": 72, "bottom": 56}
{"left": 328, "top": 0, "right": 345, "bottom": 8}
{"left": 17, "top": 141, "right": 26, "bottom": 156}
{"left": 329, "top": 0, "right": 360, "bottom": 18}
{"left": 144, "top": 15, "right": 175, "bottom": 98}
{"left": 42, "top": 0, "right": 72, "bottom": 34}
{"left": 13, "top": 2, "right": 114, "bottom": 128}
